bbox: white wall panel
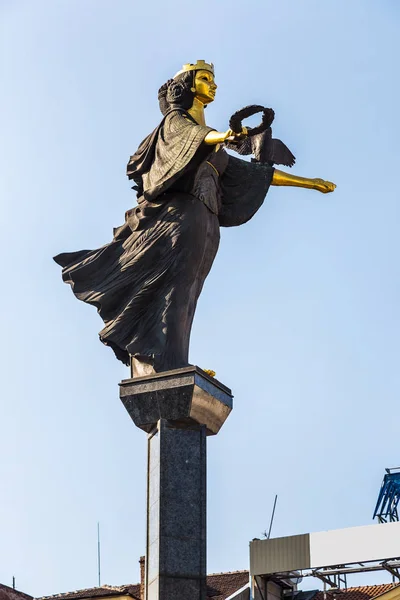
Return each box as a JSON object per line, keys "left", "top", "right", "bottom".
{"left": 250, "top": 522, "right": 400, "bottom": 576}
{"left": 310, "top": 522, "right": 400, "bottom": 568}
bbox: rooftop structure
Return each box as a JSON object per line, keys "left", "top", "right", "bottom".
{"left": 250, "top": 521, "right": 400, "bottom": 595}
{"left": 374, "top": 469, "right": 400, "bottom": 524}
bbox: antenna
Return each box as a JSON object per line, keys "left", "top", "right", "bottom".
{"left": 97, "top": 522, "right": 101, "bottom": 587}
{"left": 12, "top": 577, "right": 15, "bottom": 590}
{"left": 267, "top": 494, "right": 278, "bottom": 539}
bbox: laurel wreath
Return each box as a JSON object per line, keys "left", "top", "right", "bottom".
{"left": 229, "top": 105, "right": 275, "bottom": 137}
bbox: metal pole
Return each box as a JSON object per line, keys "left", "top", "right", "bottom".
{"left": 267, "top": 495, "right": 278, "bottom": 539}
{"left": 97, "top": 522, "right": 101, "bottom": 587}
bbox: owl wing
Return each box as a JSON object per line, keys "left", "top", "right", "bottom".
{"left": 225, "top": 135, "right": 253, "bottom": 156}
{"left": 251, "top": 128, "right": 272, "bottom": 163}
{"left": 269, "top": 139, "right": 296, "bottom": 167}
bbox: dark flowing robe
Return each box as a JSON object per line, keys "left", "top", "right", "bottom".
{"left": 54, "top": 109, "right": 274, "bottom": 370}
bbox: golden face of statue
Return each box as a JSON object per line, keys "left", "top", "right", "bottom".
{"left": 194, "top": 69, "right": 217, "bottom": 104}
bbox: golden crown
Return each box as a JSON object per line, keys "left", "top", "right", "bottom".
{"left": 174, "top": 60, "right": 214, "bottom": 79}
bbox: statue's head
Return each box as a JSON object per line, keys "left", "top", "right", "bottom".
{"left": 158, "top": 60, "right": 217, "bottom": 115}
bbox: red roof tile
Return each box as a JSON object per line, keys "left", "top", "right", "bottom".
{"left": 315, "top": 583, "right": 397, "bottom": 600}
{"left": 37, "top": 571, "right": 249, "bottom": 600}
{"left": 37, "top": 576, "right": 397, "bottom": 600}
{"left": 206, "top": 570, "right": 249, "bottom": 598}
{"left": 38, "top": 586, "right": 141, "bottom": 600}
{"left": 0, "top": 584, "right": 33, "bottom": 600}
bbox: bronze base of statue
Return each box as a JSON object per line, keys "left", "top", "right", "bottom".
{"left": 130, "top": 355, "right": 157, "bottom": 378}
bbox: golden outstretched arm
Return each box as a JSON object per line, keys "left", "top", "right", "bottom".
{"left": 271, "top": 169, "right": 336, "bottom": 194}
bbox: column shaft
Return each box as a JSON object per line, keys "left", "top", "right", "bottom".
{"left": 146, "top": 419, "right": 207, "bottom": 600}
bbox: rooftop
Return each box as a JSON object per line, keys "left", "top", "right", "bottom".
{"left": 0, "top": 584, "right": 33, "bottom": 600}
{"left": 37, "top": 570, "right": 250, "bottom": 600}
{"left": 315, "top": 583, "right": 397, "bottom": 600}
{"left": 3, "top": 575, "right": 399, "bottom": 600}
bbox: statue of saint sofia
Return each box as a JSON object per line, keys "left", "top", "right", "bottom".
{"left": 54, "top": 61, "right": 335, "bottom": 377}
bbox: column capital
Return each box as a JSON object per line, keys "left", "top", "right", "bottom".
{"left": 119, "top": 365, "right": 233, "bottom": 435}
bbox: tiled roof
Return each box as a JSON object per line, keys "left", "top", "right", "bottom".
{"left": 315, "top": 584, "right": 396, "bottom": 600}
{"left": 36, "top": 576, "right": 397, "bottom": 600}
{"left": 37, "top": 571, "right": 250, "bottom": 600}
{"left": 0, "top": 584, "right": 33, "bottom": 600}
{"left": 206, "top": 570, "right": 249, "bottom": 598}
{"left": 38, "top": 586, "right": 141, "bottom": 600}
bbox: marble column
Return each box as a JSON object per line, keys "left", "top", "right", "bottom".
{"left": 119, "top": 366, "right": 233, "bottom": 600}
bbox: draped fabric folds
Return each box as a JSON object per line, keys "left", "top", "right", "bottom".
{"left": 54, "top": 109, "right": 274, "bottom": 370}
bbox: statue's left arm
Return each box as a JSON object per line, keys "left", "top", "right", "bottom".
{"left": 218, "top": 152, "right": 336, "bottom": 228}
{"left": 271, "top": 169, "right": 336, "bottom": 194}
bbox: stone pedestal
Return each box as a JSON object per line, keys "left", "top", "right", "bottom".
{"left": 119, "top": 366, "right": 233, "bottom": 600}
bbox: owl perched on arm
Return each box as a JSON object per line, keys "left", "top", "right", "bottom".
{"left": 227, "top": 105, "right": 296, "bottom": 168}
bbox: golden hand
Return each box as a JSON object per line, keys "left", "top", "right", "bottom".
{"left": 226, "top": 126, "right": 248, "bottom": 142}
{"left": 204, "top": 127, "right": 248, "bottom": 146}
{"left": 312, "top": 179, "right": 337, "bottom": 194}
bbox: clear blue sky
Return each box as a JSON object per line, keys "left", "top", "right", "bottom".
{"left": 1, "top": 0, "right": 399, "bottom": 596}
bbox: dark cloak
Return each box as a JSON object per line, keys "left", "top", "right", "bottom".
{"left": 54, "top": 109, "right": 274, "bottom": 370}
